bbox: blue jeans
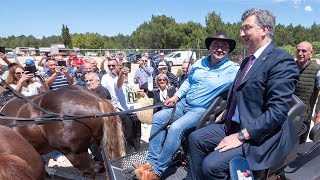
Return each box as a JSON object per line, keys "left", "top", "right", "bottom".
{"left": 147, "top": 98, "right": 206, "bottom": 176}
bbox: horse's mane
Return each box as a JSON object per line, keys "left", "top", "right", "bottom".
{"left": 0, "top": 154, "right": 35, "bottom": 180}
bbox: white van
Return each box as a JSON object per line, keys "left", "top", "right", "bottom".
{"left": 165, "top": 51, "right": 196, "bottom": 66}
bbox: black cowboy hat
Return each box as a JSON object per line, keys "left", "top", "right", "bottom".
{"left": 205, "top": 30, "right": 236, "bottom": 53}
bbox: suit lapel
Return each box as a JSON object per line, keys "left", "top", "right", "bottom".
{"left": 241, "top": 43, "right": 275, "bottom": 84}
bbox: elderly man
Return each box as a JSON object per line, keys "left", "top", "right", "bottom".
{"left": 85, "top": 72, "right": 111, "bottom": 99}
{"left": 134, "top": 56, "right": 154, "bottom": 97}
{"left": 76, "top": 62, "right": 94, "bottom": 86}
{"left": 45, "top": 58, "right": 74, "bottom": 90}
{"left": 186, "top": 9, "right": 299, "bottom": 180}
{"left": 89, "top": 58, "right": 106, "bottom": 79}
{"left": 294, "top": 41, "right": 320, "bottom": 142}
{"left": 134, "top": 30, "right": 239, "bottom": 180}
{"left": 153, "top": 52, "right": 171, "bottom": 74}
{"left": 178, "top": 59, "right": 192, "bottom": 88}
{"left": 153, "top": 62, "right": 178, "bottom": 89}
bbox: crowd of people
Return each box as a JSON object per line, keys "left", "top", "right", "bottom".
{"left": 0, "top": 7, "right": 320, "bottom": 180}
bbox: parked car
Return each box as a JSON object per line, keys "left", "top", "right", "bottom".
{"left": 85, "top": 52, "right": 98, "bottom": 57}
{"left": 128, "top": 53, "right": 142, "bottom": 63}
{"left": 157, "top": 51, "right": 196, "bottom": 66}
{"left": 5, "top": 52, "right": 14, "bottom": 58}
{"left": 77, "top": 52, "right": 84, "bottom": 58}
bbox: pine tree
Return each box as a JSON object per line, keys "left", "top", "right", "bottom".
{"left": 61, "top": 24, "right": 72, "bottom": 48}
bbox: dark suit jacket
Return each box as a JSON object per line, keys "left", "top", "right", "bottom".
{"left": 221, "top": 43, "right": 300, "bottom": 170}
{"left": 153, "top": 86, "right": 176, "bottom": 113}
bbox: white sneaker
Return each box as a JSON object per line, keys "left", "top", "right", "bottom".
{"left": 56, "top": 155, "right": 67, "bottom": 163}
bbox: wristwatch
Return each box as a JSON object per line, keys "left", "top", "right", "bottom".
{"left": 238, "top": 131, "right": 246, "bottom": 143}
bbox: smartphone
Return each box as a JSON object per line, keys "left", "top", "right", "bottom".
{"left": 0, "top": 47, "right": 5, "bottom": 54}
{"left": 58, "top": 61, "right": 66, "bottom": 67}
{"left": 123, "top": 62, "right": 131, "bottom": 72}
{"left": 25, "top": 66, "right": 37, "bottom": 74}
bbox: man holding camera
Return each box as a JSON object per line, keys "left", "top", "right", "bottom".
{"left": 45, "top": 57, "right": 74, "bottom": 90}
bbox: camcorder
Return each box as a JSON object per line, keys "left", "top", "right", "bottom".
{"left": 58, "top": 61, "right": 67, "bottom": 67}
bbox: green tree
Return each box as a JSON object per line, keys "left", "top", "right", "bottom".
{"left": 205, "top": 11, "right": 225, "bottom": 36}
{"left": 132, "top": 15, "right": 177, "bottom": 49}
{"left": 61, "top": 24, "right": 72, "bottom": 48}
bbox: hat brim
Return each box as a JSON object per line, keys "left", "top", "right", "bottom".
{"left": 205, "top": 37, "right": 236, "bottom": 53}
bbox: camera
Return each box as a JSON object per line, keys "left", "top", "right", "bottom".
{"left": 123, "top": 62, "right": 131, "bottom": 72}
{"left": 25, "top": 66, "right": 37, "bottom": 74}
{"left": 58, "top": 61, "right": 67, "bottom": 67}
{"left": 0, "top": 47, "right": 5, "bottom": 54}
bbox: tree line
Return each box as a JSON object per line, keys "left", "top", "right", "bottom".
{"left": 1, "top": 11, "right": 320, "bottom": 57}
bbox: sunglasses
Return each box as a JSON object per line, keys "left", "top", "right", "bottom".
{"left": 107, "top": 65, "right": 116, "bottom": 68}
{"left": 15, "top": 72, "right": 24, "bottom": 75}
{"left": 158, "top": 79, "right": 167, "bottom": 82}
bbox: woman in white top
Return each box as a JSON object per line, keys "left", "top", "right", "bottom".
{"left": 6, "top": 64, "right": 49, "bottom": 96}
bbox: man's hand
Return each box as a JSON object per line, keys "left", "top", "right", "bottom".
{"left": 18, "top": 73, "right": 33, "bottom": 84}
{"left": 164, "top": 96, "right": 179, "bottom": 107}
{"left": 214, "top": 133, "right": 243, "bottom": 153}
{"left": 0, "top": 52, "right": 5, "bottom": 59}
{"left": 61, "top": 66, "right": 68, "bottom": 73}
{"left": 119, "top": 67, "right": 129, "bottom": 77}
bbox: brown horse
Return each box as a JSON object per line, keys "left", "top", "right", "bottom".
{"left": 0, "top": 85, "right": 125, "bottom": 179}
{"left": 0, "top": 125, "right": 45, "bottom": 180}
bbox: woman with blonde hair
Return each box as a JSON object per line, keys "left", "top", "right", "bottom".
{"left": 6, "top": 64, "right": 48, "bottom": 96}
{"left": 153, "top": 73, "right": 176, "bottom": 113}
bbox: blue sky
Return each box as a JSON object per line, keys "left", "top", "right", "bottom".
{"left": 1, "top": 0, "right": 319, "bottom": 38}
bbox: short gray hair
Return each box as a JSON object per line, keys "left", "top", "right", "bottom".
{"left": 155, "top": 73, "right": 171, "bottom": 89}
{"left": 241, "top": 8, "right": 276, "bottom": 39}
{"left": 85, "top": 72, "right": 100, "bottom": 81}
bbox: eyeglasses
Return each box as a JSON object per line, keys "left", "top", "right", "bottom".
{"left": 210, "top": 45, "right": 229, "bottom": 51}
{"left": 158, "top": 79, "right": 167, "bottom": 82}
{"left": 240, "top": 24, "right": 261, "bottom": 33}
{"left": 107, "top": 65, "right": 116, "bottom": 68}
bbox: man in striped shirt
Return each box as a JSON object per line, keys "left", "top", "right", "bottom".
{"left": 45, "top": 58, "right": 74, "bottom": 90}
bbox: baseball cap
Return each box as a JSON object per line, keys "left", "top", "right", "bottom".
{"left": 25, "top": 59, "right": 35, "bottom": 65}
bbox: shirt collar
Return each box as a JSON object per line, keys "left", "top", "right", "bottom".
{"left": 253, "top": 41, "right": 271, "bottom": 59}
{"left": 206, "top": 56, "right": 229, "bottom": 68}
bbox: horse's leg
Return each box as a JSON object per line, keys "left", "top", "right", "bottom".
{"left": 65, "top": 152, "right": 102, "bottom": 179}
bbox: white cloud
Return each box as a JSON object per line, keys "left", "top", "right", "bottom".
{"left": 304, "top": 5, "right": 312, "bottom": 11}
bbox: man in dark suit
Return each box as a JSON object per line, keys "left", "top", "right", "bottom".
{"left": 186, "top": 8, "right": 300, "bottom": 180}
